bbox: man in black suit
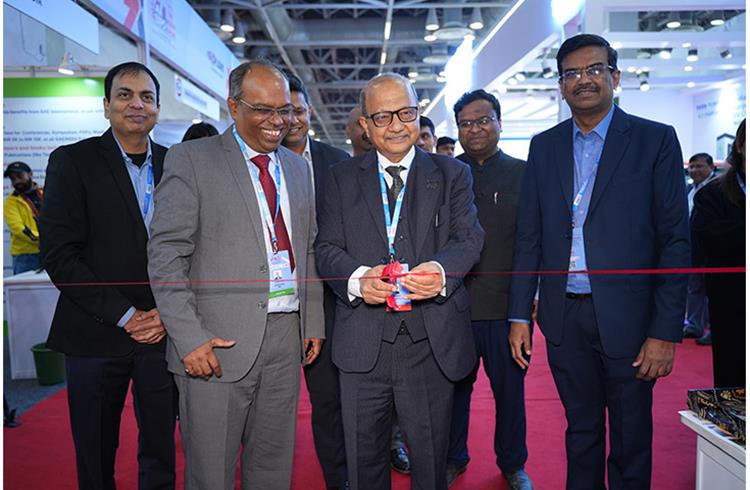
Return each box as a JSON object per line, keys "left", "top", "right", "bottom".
{"left": 40, "top": 62, "right": 176, "bottom": 490}
{"left": 446, "top": 90, "right": 532, "bottom": 489}
{"left": 315, "top": 72, "right": 484, "bottom": 490}
{"left": 282, "top": 73, "right": 350, "bottom": 490}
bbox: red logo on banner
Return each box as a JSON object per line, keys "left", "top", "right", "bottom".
{"left": 124, "top": 0, "right": 140, "bottom": 30}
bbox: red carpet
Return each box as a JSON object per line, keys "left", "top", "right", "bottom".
{"left": 4, "top": 329, "right": 712, "bottom": 489}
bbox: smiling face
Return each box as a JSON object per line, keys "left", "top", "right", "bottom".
{"left": 104, "top": 70, "right": 160, "bottom": 142}
{"left": 457, "top": 99, "right": 501, "bottom": 162}
{"left": 688, "top": 158, "right": 713, "bottom": 185}
{"left": 558, "top": 45, "right": 620, "bottom": 119}
{"left": 283, "top": 90, "right": 311, "bottom": 150}
{"left": 417, "top": 125, "right": 436, "bottom": 153}
{"left": 361, "top": 78, "right": 419, "bottom": 162}
{"left": 227, "top": 65, "right": 291, "bottom": 153}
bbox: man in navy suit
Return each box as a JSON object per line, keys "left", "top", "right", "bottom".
{"left": 315, "top": 72, "right": 484, "bottom": 490}
{"left": 508, "top": 34, "right": 689, "bottom": 490}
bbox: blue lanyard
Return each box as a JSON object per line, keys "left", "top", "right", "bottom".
{"left": 233, "top": 127, "right": 283, "bottom": 252}
{"left": 142, "top": 166, "right": 154, "bottom": 218}
{"left": 378, "top": 166, "right": 406, "bottom": 259}
{"left": 571, "top": 162, "right": 599, "bottom": 227}
{"left": 737, "top": 172, "right": 746, "bottom": 194}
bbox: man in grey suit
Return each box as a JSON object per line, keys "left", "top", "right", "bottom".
{"left": 315, "top": 73, "right": 484, "bottom": 490}
{"left": 148, "top": 60, "right": 324, "bottom": 490}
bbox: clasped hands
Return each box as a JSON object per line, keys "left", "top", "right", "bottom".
{"left": 123, "top": 308, "right": 166, "bottom": 344}
{"left": 359, "top": 262, "right": 443, "bottom": 305}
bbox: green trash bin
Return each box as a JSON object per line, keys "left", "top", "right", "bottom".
{"left": 31, "top": 343, "right": 66, "bottom": 386}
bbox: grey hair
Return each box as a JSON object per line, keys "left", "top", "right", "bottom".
{"left": 359, "top": 72, "right": 418, "bottom": 116}
{"left": 228, "top": 59, "right": 288, "bottom": 100}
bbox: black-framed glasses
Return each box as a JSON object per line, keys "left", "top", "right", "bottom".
{"left": 237, "top": 98, "right": 293, "bottom": 120}
{"left": 366, "top": 106, "right": 419, "bottom": 128}
{"left": 457, "top": 115, "right": 498, "bottom": 131}
{"left": 559, "top": 63, "right": 616, "bottom": 82}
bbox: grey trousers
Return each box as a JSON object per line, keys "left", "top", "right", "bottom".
{"left": 176, "top": 313, "right": 301, "bottom": 490}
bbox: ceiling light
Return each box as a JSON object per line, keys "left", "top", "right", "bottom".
{"left": 58, "top": 52, "right": 75, "bottom": 75}
{"left": 232, "top": 22, "right": 246, "bottom": 44}
{"left": 469, "top": 8, "right": 484, "bottom": 30}
{"left": 438, "top": 70, "right": 446, "bottom": 77}
{"left": 687, "top": 81, "right": 696, "bottom": 88}
{"left": 308, "top": 129, "right": 316, "bottom": 136}
{"left": 514, "top": 72, "right": 526, "bottom": 82}
{"left": 383, "top": 20, "right": 392, "bottom": 41}
{"left": 640, "top": 80, "right": 650, "bottom": 92}
{"left": 507, "top": 77, "right": 518, "bottom": 86}
{"left": 684, "top": 65, "right": 693, "bottom": 72}
{"left": 541, "top": 66, "right": 554, "bottom": 79}
{"left": 665, "top": 13, "right": 681, "bottom": 29}
{"left": 220, "top": 10, "right": 235, "bottom": 33}
{"left": 434, "top": 8, "right": 473, "bottom": 41}
{"left": 436, "top": 75, "right": 447, "bottom": 83}
{"left": 658, "top": 48, "right": 672, "bottom": 60}
{"left": 682, "top": 42, "right": 692, "bottom": 48}
{"left": 425, "top": 8, "right": 439, "bottom": 31}
{"left": 627, "top": 66, "right": 637, "bottom": 73}
{"left": 420, "top": 97, "right": 431, "bottom": 105}
{"left": 192, "top": 114, "right": 203, "bottom": 124}
{"left": 380, "top": 51, "right": 387, "bottom": 65}
{"left": 709, "top": 12, "right": 725, "bottom": 26}
{"left": 424, "top": 31, "right": 437, "bottom": 42}
{"left": 611, "top": 41, "right": 623, "bottom": 49}
{"left": 720, "top": 49, "right": 732, "bottom": 59}
{"left": 686, "top": 49, "right": 698, "bottom": 62}
{"left": 345, "top": 138, "right": 352, "bottom": 145}
{"left": 408, "top": 67, "right": 419, "bottom": 79}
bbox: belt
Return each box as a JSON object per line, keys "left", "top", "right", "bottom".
{"left": 565, "top": 292, "right": 592, "bottom": 300}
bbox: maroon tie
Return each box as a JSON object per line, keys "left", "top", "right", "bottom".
{"left": 251, "top": 154, "right": 295, "bottom": 271}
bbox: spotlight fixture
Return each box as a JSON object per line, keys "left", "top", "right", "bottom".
{"left": 58, "top": 52, "right": 75, "bottom": 75}
{"left": 232, "top": 21, "right": 246, "bottom": 44}
{"left": 709, "top": 12, "right": 725, "bottom": 26}
{"left": 345, "top": 138, "right": 352, "bottom": 145}
{"left": 686, "top": 49, "right": 698, "bottom": 62}
{"left": 308, "top": 128, "right": 316, "bottom": 137}
{"left": 687, "top": 81, "right": 696, "bottom": 88}
{"left": 626, "top": 66, "right": 637, "bottom": 73}
{"left": 682, "top": 42, "right": 692, "bottom": 48}
{"left": 469, "top": 8, "right": 484, "bottom": 30}
{"left": 408, "top": 67, "right": 419, "bottom": 79}
{"left": 665, "top": 13, "right": 681, "bottom": 29}
{"left": 640, "top": 80, "right": 650, "bottom": 92}
{"left": 658, "top": 48, "right": 672, "bottom": 60}
{"left": 220, "top": 10, "right": 235, "bottom": 33}
{"left": 684, "top": 65, "right": 694, "bottom": 72}
{"left": 541, "top": 65, "right": 554, "bottom": 79}
{"left": 720, "top": 49, "right": 732, "bottom": 59}
{"left": 425, "top": 8, "right": 439, "bottom": 31}
{"left": 507, "top": 77, "right": 518, "bottom": 86}
{"left": 192, "top": 114, "right": 203, "bottom": 124}
{"left": 514, "top": 72, "right": 526, "bottom": 82}
{"left": 423, "top": 31, "right": 437, "bottom": 42}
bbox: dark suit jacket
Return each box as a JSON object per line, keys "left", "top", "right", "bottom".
{"left": 508, "top": 106, "right": 690, "bottom": 359}
{"left": 315, "top": 147, "right": 485, "bottom": 381}
{"left": 40, "top": 128, "right": 166, "bottom": 357}
{"left": 458, "top": 150, "right": 525, "bottom": 321}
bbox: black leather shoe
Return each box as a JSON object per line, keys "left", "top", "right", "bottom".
{"left": 446, "top": 463, "right": 467, "bottom": 487}
{"left": 390, "top": 447, "right": 410, "bottom": 474}
{"left": 696, "top": 331, "right": 712, "bottom": 345}
{"left": 683, "top": 326, "right": 702, "bottom": 338}
{"left": 505, "top": 468, "right": 533, "bottom": 490}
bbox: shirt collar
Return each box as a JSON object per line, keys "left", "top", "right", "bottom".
{"left": 112, "top": 132, "right": 152, "bottom": 166}
{"left": 376, "top": 146, "right": 416, "bottom": 172}
{"left": 302, "top": 137, "right": 313, "bottom": 165}
{"left": 573, "top": 104, "right": 615, "bottom": 141}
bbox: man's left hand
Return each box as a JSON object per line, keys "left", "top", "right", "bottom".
{"left": 303, "top": 338, "right": 323, "bottom": 365}
{"left": 401, "top": 262, "right": 443, "bottom": 300}
{"left": 632, "top": 337, "right": 675, "bottom": 381}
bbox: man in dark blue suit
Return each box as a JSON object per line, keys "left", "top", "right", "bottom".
{"left": 315, "top": 72, "right": 484, "bottom": 490}
{"left": 508, "top": 34, "right": 689, "bottom": 490}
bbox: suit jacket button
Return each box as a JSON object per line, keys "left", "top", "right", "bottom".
{"left": 257, "top": 301, "right": 266, "bottom": 310}
{"left": 260, "top": 264, "right": 268, "bottom": 273}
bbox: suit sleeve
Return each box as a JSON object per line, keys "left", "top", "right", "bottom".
{"left": 39, "top": 147, "right": 132, "bottom": 325}
{"left": 508, "top": 137, "right": 543, "bottom": 321}
{"left": 147, "top": 144, "right": 211, "bottom": 359}
{"left": 647, "top": 126, "right": 690, "bottom": 342}
{"left": 429, "top": 161, "right": 484, "bottom": 302}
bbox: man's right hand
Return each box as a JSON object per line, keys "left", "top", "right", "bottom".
{"left": 124, "top": 308, "right": 165, "bottom": 344}
{"left": 359, "top": 264, "right": 395, "bottom": 304}
{"left": 509, "top": 321, "right": 532, "bottom": 370}
{"left": 182, "top": 338, "right": 236, "bottom": 379}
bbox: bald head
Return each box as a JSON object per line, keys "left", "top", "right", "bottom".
{"left": 359, "top": 72, "right": 418, "bottom": 116}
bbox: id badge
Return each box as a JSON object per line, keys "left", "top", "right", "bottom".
{"left": 384, "top": 261, "right": 412, "bottom": 312}
{"left": 268, "top": 250, "right": 295, "bottom": 299}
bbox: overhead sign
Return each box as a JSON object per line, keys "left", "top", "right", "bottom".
{"left": 4, "top": 0, "right": 100, "bottom": 53}
{"left": 174, "top": 74, "right": 221, "bottom": 121}
{"left": 87, "top": 0, "right": 145, "bottom": 38}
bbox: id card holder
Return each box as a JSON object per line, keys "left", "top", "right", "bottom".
{"left": 385, "top": 261, "right": 412, "bottom": 312}
{"left": 269, "top": 250, "right": 295, "bottom": 299}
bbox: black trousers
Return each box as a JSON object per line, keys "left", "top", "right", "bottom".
{"left": 66, "top": 343, "right": 177, "bottom": 490}
{"left": 546, "top": 296, "right": 654, "bottom": 490}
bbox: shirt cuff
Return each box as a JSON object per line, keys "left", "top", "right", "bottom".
{"left": 347, "top": 266, "right": 371, "bottom": 302}
{"left": 117, "top": 307, "right": 136, "bottom": 328}
{"left": 509, "top": 318, "right": 531, "bottom": 324}
{"left": 427, "top": 261, "right": 447, "bottom": 297}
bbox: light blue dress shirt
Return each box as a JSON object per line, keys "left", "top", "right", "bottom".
{"left": 566, "top": 104, "right": 615, "bottom": 294}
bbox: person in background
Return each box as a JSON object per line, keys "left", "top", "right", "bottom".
{"left": 181, "top": 122, "right": 219, "bottom": 142}
{"left": 40, "top": 61, "right": 176, "bottom": 490}
{"left": 436, "top": 136, "right": 456, "bottom": 157}
{"left": 446, "top": 89, "right": 532, "bottom": 490}
{"left": 417, "top": 115, "right": 436, "bottom": 153}
{"left": 346, "top": 106, "right": 374, "bottom": 156}
{"left": 692, "top": 119, "right": 745, "bottom": 388}
{"left": 282, "top": 72, "right": 351, "bottom": 490}
{"left": 683, "top": 152, "right": 716, "bottom": 345}
{"left": 4, "top": 161, "right": 43, "bottom": 274}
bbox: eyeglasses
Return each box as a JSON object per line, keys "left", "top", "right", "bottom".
{"left": 366, "top": 106, "right": 419, "bottom": 128}
{"left": 559, "top": 63, "right": 616, "bottom": 82}
{"left": 291, "top": 107, "right": 308, "bottom": 118}
{"left": 457, "top": 115, "right": 497, "bottom": 131}
{"left": 237, "top": 98, "right": 293, "bottom": 120}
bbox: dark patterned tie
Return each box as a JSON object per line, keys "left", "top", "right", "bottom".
{"left": 385, "top": 165, "right": 405, "bottom": 202}
{"left": 251, "top": 154, "right": 295, "bottom": 271}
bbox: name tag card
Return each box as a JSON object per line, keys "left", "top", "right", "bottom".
{"left": 269, "top": 251, "right": 295, "bottom": 299}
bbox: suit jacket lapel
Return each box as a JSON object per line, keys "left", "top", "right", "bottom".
{"left": 151, "top": 142, "right": 165, "bottom": 184}
{"left": 219, "top": 129, "right": 266, "bottom": 254}
{"left": 357, "top": 153, "right": 388, "bottom": 249}
{"left": 99, "top": 128, "right": 147, "bottom": 234}
{"left": 411, "top": 150, "right": 440, "bottom": 256}
{"left": 277, "top": 146, "right": 307, "bottom": 264}
{"left": 588, "top": 106, "right": 631, "bottom": 216}
{"left": 554, "top": 120, "right": 575, "bottom": 213}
